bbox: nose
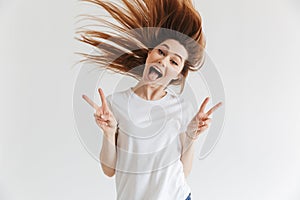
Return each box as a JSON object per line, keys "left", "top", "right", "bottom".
{"left": 158, "top": 56, "right": 168, "bottom": 67}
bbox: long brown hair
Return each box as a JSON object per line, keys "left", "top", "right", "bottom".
{"left": 75, "top": 0, "right": 206, "bottom": 93}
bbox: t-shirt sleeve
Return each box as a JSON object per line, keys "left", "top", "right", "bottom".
{"left": 105, "top": 94, "right": 113, "bottom": 112}
{"left": 179, "top": 100, "right": 196, "bottom": 133}
{"left": 105, "top": 94, "right": 119, "bottom": 124}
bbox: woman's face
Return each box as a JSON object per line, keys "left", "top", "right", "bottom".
{"left": 142, "top": 39, "right": 188, "bottom": 87}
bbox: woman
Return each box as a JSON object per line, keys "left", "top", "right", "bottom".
{"left": 77, "top": 0, "right": 222, "bottom": 199}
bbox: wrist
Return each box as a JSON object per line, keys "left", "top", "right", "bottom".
{"left": 185, "top": 130, "right": 199, "bottom": 140}
{"left": 104, "top": 129, "right": 117, "bottom": 140}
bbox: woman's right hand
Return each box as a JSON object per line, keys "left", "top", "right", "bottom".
{"left": 82, "top": 88, "right": 118, "bottom": 137}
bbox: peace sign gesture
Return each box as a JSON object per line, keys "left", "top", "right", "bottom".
{"left": 82, "top": 88, "right": 118, "bottom": 137}
{"left": 185, "top": 97, "right": 223, "bottom": 140}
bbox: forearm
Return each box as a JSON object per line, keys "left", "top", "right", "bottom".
{"left": 100, "top": 133, "right": 117, "bottom": 177}
{"left": 180, "top": 132, "right": 196, "bottom": 178}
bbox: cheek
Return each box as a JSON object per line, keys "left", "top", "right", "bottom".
{"left": 166, "top": 67, "right": 180, "bottom": 78}
{"left": 171, "top": 64, "right": 183, "bottom": 74}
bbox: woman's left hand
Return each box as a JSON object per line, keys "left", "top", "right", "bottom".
{"left": 186, "top": 97, "right": 223, "bottom": 140}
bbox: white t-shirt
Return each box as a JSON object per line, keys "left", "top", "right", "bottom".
{"left": 106, "top": 87, "right": 195, "bottom": 200}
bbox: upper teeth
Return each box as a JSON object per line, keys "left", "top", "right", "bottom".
{"left": 149, "top": 66, "right": 162, "bottom": 78}
{"left": 152, "top": 66, "right": 162, "bottom": 75}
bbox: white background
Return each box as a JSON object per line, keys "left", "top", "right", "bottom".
{"left": 1, "top": 0, "right": 300, "bottom": 199}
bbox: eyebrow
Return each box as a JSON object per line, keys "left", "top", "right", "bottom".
{"left": 160, "top": 44, "right": 183, "bottom": 62}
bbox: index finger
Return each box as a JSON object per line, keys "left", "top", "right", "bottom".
{"left": 82, "top": 94, "right": 98, "bottom": 110}
{"left": 206, "top": 101, "right": 223, "bottom": 116}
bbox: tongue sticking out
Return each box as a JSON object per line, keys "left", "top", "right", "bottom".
{"left": 148, "top": 70, "right": 159, "bottom": 81}
{"left": 148, "top": 66, "right": 162, "bottom": 81}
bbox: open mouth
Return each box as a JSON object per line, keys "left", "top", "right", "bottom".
{"left": 148, "top": 66, "right": 163, "bottom": 80}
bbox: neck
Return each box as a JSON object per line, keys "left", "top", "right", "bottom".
{"left": 132, "top": 82, "right": 167, "bottom": 101}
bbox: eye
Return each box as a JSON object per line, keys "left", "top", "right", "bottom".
{"left": 158, "top": 49, "right": 165, "bottom": 56}
{"left": 171, "top": 60, "right": 178, "bottom": 66}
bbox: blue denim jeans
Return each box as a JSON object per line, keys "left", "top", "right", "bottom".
{"left": 185, "top": 193, "right": 191, "bottom": 200}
